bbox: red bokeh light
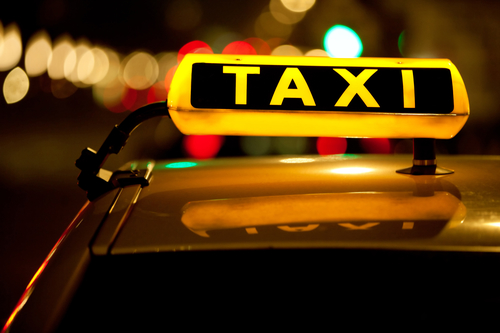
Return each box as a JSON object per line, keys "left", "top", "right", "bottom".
{"left": 147, "top": 82, "right": 168, "bottom": 104}
{"left": 130, "top": 89, "right": 152, "bottom": 112}
{"left": 121, "top": 87, "right": 138, "bottom": 111}
{"left": 360, "top": 138, "right": 392, "bottom": 154}
{"left": 222, "top": 41, "right": 257, "bottom": 55}
{"left": 244, "top": 37, "right": 271, "bottom": 55}
{"left": 104, "top": 85, "right": 132, "bottom": 113}
{"left": 178, "top": 41, "right": 213, "bottom": 63}
{"left": 183, "top": 135, "right": 225, "bottom": 159}
{"left": 316, "top": 137, "right": 348, "bottom": 155}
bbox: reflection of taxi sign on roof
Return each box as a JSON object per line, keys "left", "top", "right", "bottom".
{"left": 182, "top": 191, "right": 466, "bottom": 238}
{"left": 168, "top": 54, "right": 469, "bottom": 139}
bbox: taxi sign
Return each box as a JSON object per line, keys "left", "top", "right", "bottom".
{"left": 168, "top": 54, "right": 469, "bottom": 139}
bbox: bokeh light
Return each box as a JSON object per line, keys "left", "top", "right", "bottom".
{"left": 102, "top": 79, "right": 128, "bottom": 113}
{"left": 222, "top": 41, "right": 257, "bottom": 55}
{"left": 183, "top": 135, "right": 224, "bottom": 159}
{"left": 271, "top": 44, "right": 303, "bottom": 56}
{"left": 244, "top": 37, "right": 271, "bottom": 55}
{"left": 360, "top": 138, "right": 391, "bottom": 154}
{"left": 94, "top": 49, "right": 120, "bottom": 87}
{"left": 130, "top": 88, "right": 152, "bottom": 111}
{"left": 121, "top": 86, "right": 138, "bottom": 111}
{"left": 270, "top": 0, "right": 306, "bottom": 25}
{"left": 78, "top": 47, "right": 110, "bottom": 85}
{"left": 47, "top": 35, "right": 74, "bottom": 80}
{"left": 122, "top": 52, "right": 159, "bottom": 90}
{"left": 219, "top": 33, "right": 247, "bottom": 54}
{"left": 267, "top": 37, "right": 286, "bottom": 51}
{"left": 281, "top": 0, "right": 316, "bottom": 12}
{"left": 164, "top": 65, "right": 178, "bottom": 93}
{"left": 398, "top": 30, "right": 406, "bottom": 56}
{"left": 199, "top": 26, "right": 231, "bottom": 53}
{"left": 0, "top": 23, "right": 22, "bottom": 71}
{"left": 3, "top": 67, "right": 29, "bottom": 104}
{"left": 147, "top": 81, "right": 168, "bottom": 103}
{"left": 274, "top": 137, "right": 308, "bottom": 154}
{"left": 165, "top": 162, "right": 197, "bottom": 168}
{"left": 64, "top": 40, "right": 91, "bottom": 85}
{"left": 156, "top": 52, "right": 177, "bottom": 83}
{"left": 255, "top": 12, "right": 292, "bottom": 40}
{"left": 25, "top": 31, "right": 52, "bottom": 77}
{"left": 305, "top": 49, "right": 329, "bottom": 57}
{"left": 324, "top": 25, "right": 363, "bottom": 58}
{"left": 316, "top": 137, "right": 347, "bottom": 155}
{"left": 177, "top": 40, "right": 213, "bottom": 63}
{"left": 240, "top": 136, "right": 272, "bottom": 156}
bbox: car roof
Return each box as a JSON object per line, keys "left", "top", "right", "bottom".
{"left": 92, "top": 154, "right": 500, "bottom": 255}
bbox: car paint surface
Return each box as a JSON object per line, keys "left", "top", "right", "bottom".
{"left": 104, "top": 154, "right": 500, "bottom": 254}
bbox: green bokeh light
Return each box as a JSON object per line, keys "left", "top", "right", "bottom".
{"left": 165, "top": 161, "right": 198, "bottom": 169}
{"left": 274, "top": 137, "right": 308, "bottom": 155}
{"left": 323, "top": 25, "right": 363, "bottom": 58}
{"left": 398, "top": 30, "right": 406, "bottom": 56}
{"left": 240, "top": 136, "right": 272, "bottom": 156}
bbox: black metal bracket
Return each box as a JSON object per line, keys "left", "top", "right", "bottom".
{"left": 396, "top": 138, "right": 454, "bottom": 176}
{"left": 75, "top": 102, "right": 170, "bottom": 200}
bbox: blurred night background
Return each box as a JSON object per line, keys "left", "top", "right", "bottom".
{"left": 1, "top": 0, "right": 500, "bottom": 324}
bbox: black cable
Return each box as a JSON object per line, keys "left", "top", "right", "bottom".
{"left": 92, "top": 101, "right": 169, "bottom": 170}
{"left": 117, "top": 101, "right": 170, "bottom": 134}
{"left": 75, "top": 101, "right": 170, "bottom": 199}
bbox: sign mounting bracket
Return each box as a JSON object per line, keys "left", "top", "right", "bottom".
{"left": 396, "top": 138, "right": 454, "bottom": 175}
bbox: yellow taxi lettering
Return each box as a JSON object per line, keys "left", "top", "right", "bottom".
{"left": 223, "top": 66, "right": 260, "bottom": 105}
{"left": 270, "top": 67, "right": 316, "bottom": 106}
{"left": 334, "top": 69, "right": 380, "bottom": 108}
{"left": 402, "top": 70, "right": 416, "bottom": 108}
{"left": 338, "top": 222, "right": 380, "bottom": 230}
{"left": 277, "top": 224, "right": 320, "bottom": 232}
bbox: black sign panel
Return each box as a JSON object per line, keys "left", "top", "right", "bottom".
{"left": 191, "top": 63, "right": 454, "bottom": 114}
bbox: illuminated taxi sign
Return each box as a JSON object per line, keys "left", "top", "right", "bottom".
{"left": 191, "top": 64, "right": 454, "bottom": 113}
{"left": 168, "top": 54, "right": 469, "bottom": 139}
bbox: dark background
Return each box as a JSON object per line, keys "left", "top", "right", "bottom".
{"left": 1, "top": 0, "right": 500, "bottom": 326}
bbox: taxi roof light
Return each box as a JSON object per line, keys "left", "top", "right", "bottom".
{"left": 167, "top": 53, "right": 469, "bottom": 175}
{"left": 76, "top": 55, "right": 470, "bottom": 196}
{"left": 168, "top": 54, "right": 469, "bottom": 140}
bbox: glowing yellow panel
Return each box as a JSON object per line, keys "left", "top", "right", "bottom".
{"left": 168, "top": 54, "right": 469, "bottom": 139}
